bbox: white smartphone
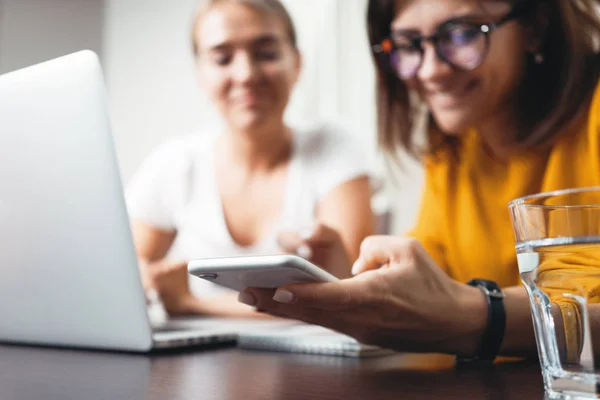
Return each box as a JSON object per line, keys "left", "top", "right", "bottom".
{"left": 187, "top": 254, "right": 338, "bottom": 292}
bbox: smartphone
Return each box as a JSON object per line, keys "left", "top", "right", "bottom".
{"left": 187, "top": 254, "right": 338, "bottom": 292}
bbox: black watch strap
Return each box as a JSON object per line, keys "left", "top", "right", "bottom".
{"left": 458, "top": 279, "right": 506, "bottom": 363}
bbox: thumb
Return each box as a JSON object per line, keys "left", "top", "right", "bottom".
{"left": 352, "top": 236, "right": 416, "bottom": 275}
{"left": 351, "top": 250, "right": 390, "bottom": 276}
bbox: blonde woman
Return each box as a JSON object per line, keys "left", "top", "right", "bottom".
{"left": 127, "top": 0, "right": 374, "bottom": 317}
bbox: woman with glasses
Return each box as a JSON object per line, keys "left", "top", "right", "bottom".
{"left": 240, "top": 0, "right": 600, "bottom": 359}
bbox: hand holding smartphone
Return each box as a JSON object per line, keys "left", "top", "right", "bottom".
{"left": 187, "top": 254, "right": 338, "bottom": 292}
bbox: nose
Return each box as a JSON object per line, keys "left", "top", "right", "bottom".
{"left": 417, "top": 42, "right": 453, "bottom": 82}
{"left": 231, "top": 52, "right": 259, "bottom": 84}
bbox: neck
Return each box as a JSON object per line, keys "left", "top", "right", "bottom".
{"left": 474, "top": 106, "right": 519, "bottom": 161}
{"left": 221, "top": 121, "right": 293, "bottom": 172}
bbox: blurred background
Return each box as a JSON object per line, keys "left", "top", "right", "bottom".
{"left": 0, "top": 0, "right": 424, "bottom": 235}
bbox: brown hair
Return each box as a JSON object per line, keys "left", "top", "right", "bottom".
{"left": 367, "top": 0, "right": 600, "bottom": 160}
{"left": 191, "top": 0, "right": 298, "bottom": 56}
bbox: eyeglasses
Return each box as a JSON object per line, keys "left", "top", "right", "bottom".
{"left": 373, "top": 4, "right": 533, "bottom": 80}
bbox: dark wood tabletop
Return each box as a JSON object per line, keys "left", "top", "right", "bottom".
{"left": 0, "top": 343, "right": 546, "bottom": 400}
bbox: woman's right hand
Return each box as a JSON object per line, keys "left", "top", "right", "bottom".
{"left": 139, "top": 258, "right": 279, "bottom": 319}
{"left": 277, "top": 223, "right": 353, "bottom": 279}
{"left": 138, "top": 258, "right": 202, "bottom": 315}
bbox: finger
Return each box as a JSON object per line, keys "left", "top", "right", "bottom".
{"left": 240, "top": 289, "right": 327, "bottom": 325}
{"left": 305, "top": 222, "right": 340, "bottom": 246}
{"left": 242, "top": 286, "right": 369, "bottom": 333}
{"left": 352, "top": 236, "right": 419, "bottom": 275}
{"left": 250, "top": 280, "right": 363, "bottom": 311}
{"left": 277, "top": 231, "right": 312, "bottom": 259}
{"left": 352, "top": 236, "right": 395, "bottom": 275}
{"left": 145, "top": 288, "right": 161, "bottom": 304}
{"left": 295, "top": 222, "right": 340, "bottom": 259}
{"left": 139, "top": 271, "right": 158, "bottom": 292}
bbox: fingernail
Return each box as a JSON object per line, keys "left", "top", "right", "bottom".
{"left": 351, "top": 258, "right": 362, "bottom": 275}
{"left": 238, "top": 291, "right": 257, "bottom": 306}
{"left": 273, "top": 289, "right": 296, "bottom": 304}
{"left": 296, "top": 244, "right": 312, "bottom": 259}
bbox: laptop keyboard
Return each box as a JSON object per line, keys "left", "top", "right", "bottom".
{"left": 152, "top": 330, "right": 236, "bottom": 348}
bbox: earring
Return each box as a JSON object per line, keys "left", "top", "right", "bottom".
{"left": 534, "top": 53, "right": 544, "bottom": 64}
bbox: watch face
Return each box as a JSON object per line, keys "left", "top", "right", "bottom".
{"left": 468, "top": 279, "right": 500, "bottom": 290}
{"left": 468, "top": 279, "right": 504, "bottom": 299}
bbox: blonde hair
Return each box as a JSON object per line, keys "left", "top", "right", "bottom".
{"left": 191, "top": 0, "right": 298, "bottom": 56}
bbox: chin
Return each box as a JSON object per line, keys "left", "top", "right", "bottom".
{"left": 430, "top": 111, "right": 473, "bottom": 136}
{"left": 233, "top": 114, "right": 270, "bottom": 131}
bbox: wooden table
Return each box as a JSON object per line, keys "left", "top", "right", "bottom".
{"left": 0, "top": 344, "right": 546, "bottom": 399}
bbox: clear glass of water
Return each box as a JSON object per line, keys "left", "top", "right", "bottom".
{"left": 509, "top": 187, "right": 600, "bottom": 399}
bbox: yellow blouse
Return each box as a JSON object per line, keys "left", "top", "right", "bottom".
{"left": 410, "top": 83, "right": 600, "bottom": 288}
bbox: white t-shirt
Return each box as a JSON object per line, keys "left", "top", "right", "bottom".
{"left": 126, "top": 122, "right": 369, "bottom": 297}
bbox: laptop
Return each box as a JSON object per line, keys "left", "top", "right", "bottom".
{"left": 0, "top": 50, "right": 241, "bottom": 352}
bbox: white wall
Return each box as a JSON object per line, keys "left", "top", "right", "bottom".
{"left": 0, "top": 0, "right": 103, "bottom": 74}
{"left": 103, "top": 0, "right": 216, "bottom": 185}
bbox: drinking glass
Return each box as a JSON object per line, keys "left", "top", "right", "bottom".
{"left": 509, "top": 187, "right": 600, "bottom": 399}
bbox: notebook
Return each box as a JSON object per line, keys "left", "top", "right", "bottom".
{"left": 237, "top": 323, "right": 396, "bottom": 357}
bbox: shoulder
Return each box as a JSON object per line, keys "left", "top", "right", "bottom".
{"left": 555, "top": 78, "right": 600, "bottom": 155}
{"left": 125, "top": 133, "right": 216, "bottom": 228}
{"left": 135, "top": 133, "right": 215, "bottom": 178}
{"left": 144, "top": 133, "right": 214, "bottom": 167}
{"left": 128, "top": 132, "right": 216, "bottom": 193}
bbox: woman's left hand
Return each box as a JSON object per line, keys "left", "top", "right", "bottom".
{"left": 241, "top": 236, "right": 488, "bottom": 355}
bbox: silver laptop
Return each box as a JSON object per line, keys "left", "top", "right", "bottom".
{"left": 0, "top": 50, "right": 238, "bottom": 352}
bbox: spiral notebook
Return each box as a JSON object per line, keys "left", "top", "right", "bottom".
{"left": 237, "top": 323, "right": 395, "bottom": 358}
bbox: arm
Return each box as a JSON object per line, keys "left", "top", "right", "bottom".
{"left": 132, "top": 220, "right": 271, "bottom": 318}
{"left": 437, "top": 283, "right": 537, "bottom": 357}
{"left": 500, "top": 287, "right": 600, "bottom": 360}
{"left": 316, "top": 176, "right": 375, "bottom": 261}
{"left": 130, "top": 220, "right": 193, "bottom": 313}
{"left": 283, "top": 124, "right": 374, "bottom": 271}
{"left": 131, "top": 220, "right": 176, "bottom": 264}
{"left": 499, "top": 286, "right": 538, "bottom": 357}
{"left": 274, "top": 177, "right": 373, "bottom": 279}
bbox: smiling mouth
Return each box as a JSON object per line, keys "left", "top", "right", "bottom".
{"left": 232, "top": 93, "right": 265, "bottom": 108}
{"left": 426, "top": 80, "right": 479, "bottom": 108}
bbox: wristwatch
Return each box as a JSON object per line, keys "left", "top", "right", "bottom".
{"left": 457, "top": 279, "right": 506, "bottom": 363}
